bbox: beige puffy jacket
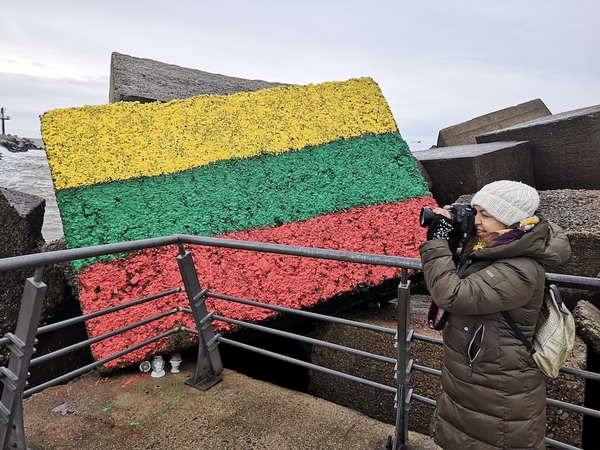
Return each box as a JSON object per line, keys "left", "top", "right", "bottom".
{"left": 419, "top": 218, "right": 571, "bottom": 450}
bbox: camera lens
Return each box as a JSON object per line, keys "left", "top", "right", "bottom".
{"left": 419, "top": 207, "right": 435, "bottom": 227}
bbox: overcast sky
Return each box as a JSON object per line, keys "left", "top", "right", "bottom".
{"left": 1, "top": 0, "right": 599, "bottom": 151}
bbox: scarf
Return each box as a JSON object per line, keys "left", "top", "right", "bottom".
{"left": 462, "top": 216, "right": 540, "bottom": 257}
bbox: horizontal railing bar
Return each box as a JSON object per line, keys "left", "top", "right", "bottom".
{"left": 175, "top": 235, "right": 423, "bottom": 270}
{"left": 0, "top": 234, "right": 420, "bottom": 273}
{"left": 30, "top": 308, "right": 179, "bottom": 366}
{"left": 413, "top": 336, "right": 600, "bottom": 382}
{"left": 36, "top": 288, "right": 183, "bottom": 336}
{"left": 413, "top": 363, "right": 442, "bottom": 377}
{"left": 545, "top": 273, "right": 600, "bottom": 291}
{"left": 547, "top": 398, "right": 600, "bottom": 419}
{"left": 0, "top": 236, "right": 180, "bottom": 272}
{"left": 411, "top": 392, "right": 436, "bottom": 407}
{"left": 218, "top": 336, "right": 396, "bottom": 394}
{"left": 211, "top": 314, "right": 397, "bottom": 365}
{"left": 412, "top": 333, "right": 443, "bottom": 345}
{"left": 0, "top": 337, "right": 9, "bottom": 347}
{"left": 24, "top": 328, "right": 179, "bottom": 398}
{"left": 545, "top": 437, "right": 582, "bottom": 450}
{"left": 207, "top": 292, "right": 397, "bottom": 335}
{"left": 559, "top": 366, "right": 600, "bottom": 382}
{"left": 0, "top": 233, "right": 594, "bottom": 292}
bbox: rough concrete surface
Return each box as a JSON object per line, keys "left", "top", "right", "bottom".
{"left": 476, "top": 104, "right": 600, "bottom": 190}
{"left": 23, "top": 362, "right": 440, "bottom": 450}
{"left": 436, "top": 98, "right": 551, "bottom": 147}
{"left": 109, "top": 52, "right": 288, "bottom": 104}
{"left": 413, "top": 141, "right": 534, "bottom": 206}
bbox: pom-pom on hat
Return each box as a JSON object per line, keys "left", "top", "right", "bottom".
{"left": 471, "top": 180, "right": 539, "bottom": 226}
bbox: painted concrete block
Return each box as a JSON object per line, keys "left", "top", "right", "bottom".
{"left": 42, "top": 77, "right": 431, "bottom": 369}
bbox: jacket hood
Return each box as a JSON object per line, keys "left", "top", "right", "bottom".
{"left": 470, "top": 216, "right": 571, "bottom": 269}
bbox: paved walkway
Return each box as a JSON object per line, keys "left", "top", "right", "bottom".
{"left": 22, "top": 361, "right": 440, "bottom": 450}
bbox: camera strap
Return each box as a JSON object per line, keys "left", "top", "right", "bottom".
{"left": 427, "top": 300, "right": 448, "bottom": 330}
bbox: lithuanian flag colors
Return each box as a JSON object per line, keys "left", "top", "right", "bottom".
{"left": 41, "top": 77, "right": 432, "bottom": 367}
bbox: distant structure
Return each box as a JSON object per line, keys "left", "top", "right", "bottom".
{"left": 109, "top": 52, "right": 289, "bottom": 103}
{"left": 0, "top": 107, "right": 10, "bottom": 135}
{"left": 436, "top": 99, "right": 551, "bottom": 147}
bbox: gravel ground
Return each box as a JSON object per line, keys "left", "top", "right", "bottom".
{"left": 537, "top": 189, "right": 600, "bottom": 235}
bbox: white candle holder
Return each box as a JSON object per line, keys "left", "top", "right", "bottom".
{"left": 150, "top": 356, "right": 166, "bottom": 378}
{"left": 169, "top": 353, "right": 182, "bottom": 373}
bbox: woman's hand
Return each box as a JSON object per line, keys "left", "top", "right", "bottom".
{"left": 430, "top": 206, "right": 452, "bottom": 220}
{"left": 426, "top": 207, "right": 455, "bottom": 241}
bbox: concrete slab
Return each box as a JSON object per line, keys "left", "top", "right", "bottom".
{"left": 476, "top": 105, "right": 600, "bottom": 190}
{"left": 22, "top": 362, "right": 441, "bottom": 450}
{"left": 412, "top": 141, "right": 534, "bottom": 206}
{"left": 109, "top": 52, "right": 288, "bottom": 103}
{"left": 436, "top": 99, "right": 551, "bottom": 147}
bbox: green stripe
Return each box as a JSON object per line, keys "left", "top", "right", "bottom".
{"left": 57, "top": 132, "right": 427, "bottom": 251}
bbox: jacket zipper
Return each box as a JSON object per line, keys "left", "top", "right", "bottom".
{"left": 468, "top": 324, "right": 485, "bottom": 376}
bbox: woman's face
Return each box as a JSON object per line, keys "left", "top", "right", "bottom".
{"left": 474, "top": 205, "right": 506, "bottom": 236}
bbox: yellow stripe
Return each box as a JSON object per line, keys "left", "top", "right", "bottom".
{"left": 41, "top": 77, "right": 397, "bottom": 190}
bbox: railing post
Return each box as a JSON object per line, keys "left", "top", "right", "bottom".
{"left": 176, "top": 246, "right": 223, "bottom": 390}
{"left": 392, "top": 269, "right": 412, "bottom": 450}
{"left": 1, "top": 267, "right": 47, "bottom": 450}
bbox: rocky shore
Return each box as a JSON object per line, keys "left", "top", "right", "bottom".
{"left": 0, "top": 134, "right": 43, "bottom": 153}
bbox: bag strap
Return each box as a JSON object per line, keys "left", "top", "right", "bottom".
{"left": 548, "top": 284, "right": 567, "bottom": 314}
{"left": 427, "top": 300, "right": 449, "bottom": 330}
{"left": 501, "top": 310, "right": 536, "bottom": 355}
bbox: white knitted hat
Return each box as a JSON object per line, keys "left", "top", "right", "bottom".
{"left": 471, "top": 180, "right": 539, "bottom": 226}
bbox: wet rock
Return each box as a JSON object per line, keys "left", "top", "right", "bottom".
{"left": 0, "top": 190, "right": 68, "bottom": 367}
{"left": 0, "top": 134, "right": 43, "bottom": 153}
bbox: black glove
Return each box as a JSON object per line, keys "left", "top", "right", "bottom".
{"left": 426, "top": 215, "right": 454, "bottom": 241}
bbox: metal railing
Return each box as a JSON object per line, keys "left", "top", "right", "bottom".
{"left": 0, "top": 234, "right": 599, "bottom": 450}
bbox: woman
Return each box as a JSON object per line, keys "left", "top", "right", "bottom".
{"left": 419, "top": 180, "right": 571, "bottom": 450}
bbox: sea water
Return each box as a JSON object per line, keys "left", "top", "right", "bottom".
{"left": 0, "top": 139, "right": 64, "bottom": 242}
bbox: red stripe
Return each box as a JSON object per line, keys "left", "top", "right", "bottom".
{"left": 78, "top": 197, "right": 433, "bottom": 367}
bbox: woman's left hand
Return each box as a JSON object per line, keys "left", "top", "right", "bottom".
{"left": 426, "top": 208, "right": 454, "bottom": 241}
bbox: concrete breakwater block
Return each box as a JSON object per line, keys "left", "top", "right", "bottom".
{"left": 109, "top": 52, "right": 288, "bottom": 103}
{"left": 412, "top": 141, "right": 534, "bottom": 207}
{"left": 476, "top": 104, "right": 600, "bottom": 190}
{"left": 436, "top": 99, "right": 551, "bottom": 147}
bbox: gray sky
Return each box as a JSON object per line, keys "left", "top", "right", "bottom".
{"left": 1, "top": 0, "right": 599, "bottom": 151}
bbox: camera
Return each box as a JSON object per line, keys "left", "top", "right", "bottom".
{"left": 419, "top": 203, "right": 476, "bottom": 237}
